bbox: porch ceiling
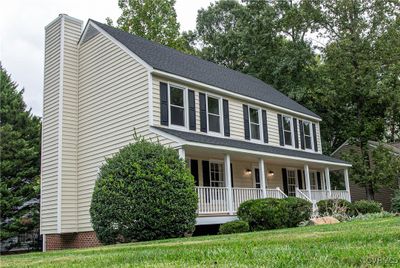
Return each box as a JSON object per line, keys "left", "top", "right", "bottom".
{"left": 153, "top": 127, "right": 351, "bottom": 170}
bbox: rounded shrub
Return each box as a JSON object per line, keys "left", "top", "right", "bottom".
{"left": 90, "top": 138, "right": 198, "bottom": 244}
{"left": 317, "top": 199, "right": 352, "bottom": 216}
{"left": 352, "top": 200, "right": 382, "bottom": 215}
{"left": 392, "top": 190, "right": 400, "bottom": 213}
{"left": 237, "top": 198, "right": 312, "bottom": 231}
{"left": 283, "top": 197, "right": 313, "bottom": 227}
{"left": 219, "top": 220, "right": 249, "bottom": 234}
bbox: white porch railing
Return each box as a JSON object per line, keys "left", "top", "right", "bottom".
{"left": 195, "top": 187, "right": 286, "bottom": 215}
{"left": 195, "top": 187, "right": 229, "bottom": 214}
{"left": 296, "top": 188, "right": 351, "bottom": 203}
{"left": 331, "top": 190, "right": 351, "bottom": 202}
{"left": 232, "top": 187, "right": 263, "bottom": 212}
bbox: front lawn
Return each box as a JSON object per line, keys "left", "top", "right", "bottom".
{"left": 2, "top": 217, "right": 400, "bottom": 267}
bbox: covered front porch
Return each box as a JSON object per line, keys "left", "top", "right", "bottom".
{"left": 178, "top": 145, "right": 351, "bottom": 217}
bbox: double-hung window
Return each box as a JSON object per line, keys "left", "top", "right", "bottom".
{"left": 207, "top": 96, "right": 221, "bottom": 133}
{"left": 303, "top": 121, "right": 313, "bottom": 150}
{"left": 249, "top": 107, "right": 261, "bottom": 140}
{"left": 210, "top": 162, "right": 224, "bottom": 187}
{"left": 169, "top": 85, "right": 186, "bottom": 127}
{"left": 282, "top": 115, "right": 293, "bottom": 146}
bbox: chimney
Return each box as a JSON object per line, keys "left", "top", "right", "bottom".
{"left": 42, "top": 14, "right": 82, "bottom": 235}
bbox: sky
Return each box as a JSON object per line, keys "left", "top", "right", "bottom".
{"left": 0, "top": 0, "right": 214, "bottom": 116}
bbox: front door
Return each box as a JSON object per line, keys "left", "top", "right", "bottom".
{"left": 287, "top": 169, "right": 297, "bottom": 196}
{"left": 254, "top": 168, "right": 261, "bottom": 188}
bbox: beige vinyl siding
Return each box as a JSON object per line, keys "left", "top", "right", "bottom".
{"left": 60, "top": 17, "right": 82, "bottom": 233}
{"left": 41, "top": 18, "right": 61, "bottom": 234}
{"left": 78, "top": 33, "right": 175, "bottom": 232}
{"left": 151, "top": 76, "right": 319, "bottom": 150}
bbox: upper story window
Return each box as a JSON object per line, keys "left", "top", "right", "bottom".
{"left": 282, "top": 115, "right": 293, "bottom": 146}
{"left": 303, "top": 121, "right": 313, "bottom": 150}
{"left": 207, "top": 96, "right": 221, "bottom": 133}
{"left": 249, "top": 107, "right": 261, "bottom": 140}
{"left": 169, "top": 85, "right": 186, "bottom": 127}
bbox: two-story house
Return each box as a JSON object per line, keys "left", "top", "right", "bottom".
{"left": 41, "top": 14, "right": 351, "bottom": 250}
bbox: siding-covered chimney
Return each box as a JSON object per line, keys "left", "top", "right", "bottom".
{"left": 41, "top": 14, "right": 82, "bottom": 235}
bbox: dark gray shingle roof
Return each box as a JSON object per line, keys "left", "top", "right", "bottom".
{"left": 154, "top": 127, "right": 349, "bottom": 165}
{"left": 91, "top": 20, "right": 320, "bottom": 119}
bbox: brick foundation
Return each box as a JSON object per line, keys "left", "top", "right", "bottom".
{"left": 45, "top": 231, "right": 101, "bottom": 251}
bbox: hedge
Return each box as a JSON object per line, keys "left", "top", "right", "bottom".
{"left": 237, "top": 197, "right": 312, "bottom": 231}
{"left": 352, "top": 200, "right": 382, "bottom": 215}
{"left": 219, "top": 220, "right": 249, "bottom": 234}
{"left": 90, "top": 138, "right": 198, "bottom": 244}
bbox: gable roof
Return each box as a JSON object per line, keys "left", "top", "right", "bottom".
{"left": 90, "top": 20, "right": 321, "bottom": 120}
{"left": 153, "top": 127, "right": 350, "bottom": 166}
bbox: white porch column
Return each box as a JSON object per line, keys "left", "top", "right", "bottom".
{"left": 344, "top": 168, "right": 351, "bottom": 202}
{"left": 224, "top": 154, "right": 234, "bottom": 215}
{"left": 259, "top": 158, "right": 267, "bottom": 198}
{"left": 304, "top": 164, "right": 311, "bottom": 199}
{"left": 325, "top": 167, "right": 332, "bottom": 197}
{"left": 178, "top": 147, "right": 185, "bottom": 160}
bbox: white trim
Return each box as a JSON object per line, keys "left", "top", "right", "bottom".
{"left": 56, "top": 16, "right": 65, "bottom": 234}
{"left": 148, "top": 72, "right": 153, "bottom": 125}
{"left": 248, "top": 105, "right": 263, "bottom": 143}
{"left": 281, "top": 114, "right": 295, "bottom": 148}
{"left": 286, "top": 168, "right": 298, "bottom": 196}
{"left": 331, "top": 139, "right": 350, "bottom": 156}
{"left": 168, "top": 83, "right": 188, "bottom": 130}
{"left": 302, "top": 120, "right": 315, "bottom": 152}
{"left": 196, "top": 216, "right": 238, "bottom": 225}
{"left": 152, "top": 70, "right": 322, "bottom": 122}
{"left": 89, "top": 21, "right": 153, "bottom": 71}
{"left": 206, "top": 93, "right": 223, "bottom": 136}
{"left": 184, "top": 141, "right": 352, "bottom": 167}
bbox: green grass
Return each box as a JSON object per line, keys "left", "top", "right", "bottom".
{"left": 2, "top": 217, "right": 400, "bottom": 267}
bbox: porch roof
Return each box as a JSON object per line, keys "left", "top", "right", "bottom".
{"left": 153, "top": 127, "right": 351, "bottom": 167}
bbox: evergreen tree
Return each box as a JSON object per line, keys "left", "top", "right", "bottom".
{"left": 0, "top": 64, "right": 41, "bottom": 247}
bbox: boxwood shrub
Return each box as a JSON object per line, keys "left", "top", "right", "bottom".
{"left": 219, "top": 220, "right": 249, "bottom": 234}
{"left": 317, "top": 199, "right": 352, "bottom": 216}
{"left": 90, "top": 138, "right": 198, "bottom": 244}
{"left": 237, "top": 197, "right": 312, "bottom": 231}
{"left": 352, "top": 200, "right": 382, "bottom": 215}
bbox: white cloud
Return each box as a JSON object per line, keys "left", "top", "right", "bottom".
{"left": 0, "top": 0, "right": 213, "bottom": 116}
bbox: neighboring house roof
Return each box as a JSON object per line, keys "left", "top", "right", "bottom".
{"left": 153, "top": 127, "right": 350, "bottom": 166}
{"left": 332, "top": 140, "right": 400, "bottom": 156}
{"left": 90, "top": 20, "right": 321, "bottom": 120}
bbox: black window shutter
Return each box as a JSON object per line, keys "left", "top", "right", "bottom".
{"left": 188, "top": 90, "right": 196, "bottom": 131}
{"left": 277, "top": 114, "right": 284, "bottom": 146}
{"left": 317, "top": 172, "right": 322, "bottom": 189}
{"left": 299, "top": 120, "right": 305, "bottom": 149}
{"left": 297, "top": 169, "right": 303, "bottom": 189}
{"left": 199, "top": 93, "right": 207, "bottom": 133}
{"left": 243, "top": 104, "right": 250, "bottom": 140}
{"left": 223, "top": 99, "right": 230, "bottom": 137}
{"left": 282, "top": 168, "right": 288, "bottom": 195}
{"left": 202, "top": 160, "right": 210, "bottom": 186}
{"left": 262, "top": 110, "right": 268, "bottom": 143}
{"left": 190, "top": 159, "right": 199, "bottom": 186}
{"left": 160, "top": 82, "right": 168, "bottom": 126}
{"left": 312, "top": 123, "right": 318, "bottom": 152}
{"left": 230, "top": 163, "right": 234, "bottom": 187}
{"left": 293, "top": 118, "right": 299, "bottom": 148}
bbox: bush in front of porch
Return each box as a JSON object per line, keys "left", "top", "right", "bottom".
{"left": 237, "top": 197, "right": 312, "bottom": 231}
{"left": 90, "top": 137, "right": 198, "bottom": 244}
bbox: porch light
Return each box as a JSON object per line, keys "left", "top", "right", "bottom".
{"left": 268, "top": 170, "right": 274, "bottom": 176}
{"left": 245, "top": 169, "right": 252, "bottom": 175}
